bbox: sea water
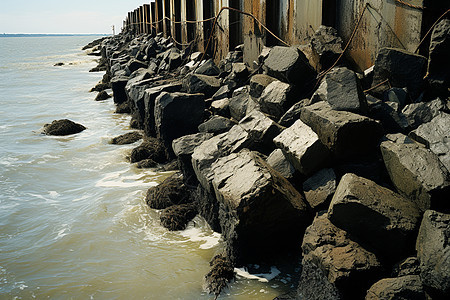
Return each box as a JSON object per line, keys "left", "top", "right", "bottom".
{"left": 0, "top": 36, "right": 298, "bottom": 299}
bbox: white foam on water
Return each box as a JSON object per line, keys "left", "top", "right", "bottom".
{"left": 95, "top": 170, "right": 159, "bottom": 188}
{"left": 54, "top": 224, "right": 70, "bottom": 240}
{"left": 235, "top": 266, "right": 281, "bottom": 283}
{"left": 178, "top": 226, "right": 221, "bottom": 250}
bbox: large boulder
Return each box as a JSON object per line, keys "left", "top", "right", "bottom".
{"left": 126, "top": 58, "right": 147, "bottom": 73}
{"left": 365, "top": 276, "right": 426, "bottom": 300}
{"left": 258, "top": 80, "right": 295, "bottom": 120}
{"left": 401, "top": 98, "right": 446, "bottom": 130}
{"left": 154, "top": 92, "right": 205, "bottom": 149}
{"left": 110, "top": 131, "right": 143, "bottom": 145}
{"left": 198, "top": 116, "right": 236, "bottom": 135}
{"left": 309, "top": 25, "right": 344, "bottom": 72}
{"left": 195, "top": 58, "right": 220, "bottom": 76}
{"left": 303, "top": 168, "right": 336, "bottom": 210}
{"left": 209, "top": 149, "right": 310, "bottom": 264}
{"left": 416, "top": 210, "right": 450, "bottom": 298}
{"left": 160, "top": 203, "right": 197, "bottom": 231}
{"left": 130, "top": 137, "right": 169, "bottom": 164}
{"left": 409, "top": 112, "right": 450, "bottom": 172}
{"left": 249, "top": 74, "right": 277, "bottom": 99}
{"left": 311, "top": 67, "right": 368, "bottom": 114}
{"left": 328, "top": 173, "right": 422, "bottom": 260}
{"left": 380, "top": 133, "right": 450, "bottom": 212}
{"left": 371, "top": 48, "right": 427, "bottom": 99}
{"left": 300, "top": 102, "right": 384, "bottom": 160}
{"left": 274, "top": 119, "right": 330, "bottom": 176}
{"left": 266, "top": 149, "right": 296, "bottom": 180}
{"left": 172, "top": 133, "right": 213, "bottom": 185}
{"left": 143, "top": 82, "right": 182, "bottom": 137}
{"left": 296, "top": 260, "right": 341, "bottom": 300}
{"left": 427, "top": 18, "right": 450, "bottom": 97}
{"left": 278, "top": 99, "right": 308, "bottom": 127}
{"left": 301, "top": 212, "right": 382, "bottom": 299}
{"left": 111, "top": 76, "right": 129, "bottom": 104}
{"left": 263, "top": 46, "right": 316, "bottom": 86}
{"left": 125, "top": 78, "right": 155, "bottom": 129}
{"left": 182, "top": 74, "right": 222, "bottom": 98}
{"left": 229, "top": 86, "right": 250, "bottom": 121}
{"left": 145, "top": 172, "right": 191, "bottom": 209}
{"left": 42, "top": 119, "right": 86, "bottom": 136}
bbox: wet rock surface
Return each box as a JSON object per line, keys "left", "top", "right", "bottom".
{"left": 42, "top": 119, "right": 86, "bottom": 136}
{"left": 110, "top": 131, "right": 143, "bottom": 145}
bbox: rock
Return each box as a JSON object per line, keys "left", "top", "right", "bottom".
{"left": 154, "top": 92, "right": 205, "bottom": 149}
{"left": 172, "top": 133, "right": 213, "bottom": 185}
{"left": 210, "top": 98, "right": 231, "bottom": 118}
{"left": 303, "top": 168, "right": 336, "bottom": 210}
{"left": 42, "top": 119, "right": 86, "bottom": 136}
{"left": 229, "top": 86, "right": 250, "bottom": 121}
{"left": 296, "top": 259, "right": 342, "bottom": 300}
{"left": 195, "top": 59, "right": 220, "bottom": 76}
{"left": 167, "top": 50, "right": 182, "bottom": 70}
{"left": 110, "top": 131, "right": 143, "bottom": 145}
{"left": 380, "top": 133, "right": 450, "bottom": 212}
{"left": 274, "top": 120, "right": 330, "bottom": 176}
{"left": 369, "top": 100, "right": 409, "bottom": 133}
{"left": 365, "top": 275, "right": 426, "bottom": 300}
{"left": 90, "top": 81, "right": 110, "bottom": 93}
{"left": 115, "top": 102, "right": 131, "bottom": 114}
{"left": 125, "top": 78, "right": 154, "bottom": 129}
{"left": 111, "top": 76, "right": 129, "bottom": 104}
{"left": 223, "top": 63, "right": 249, "bottom": 88}
{"left": 300, "top": 101, "right": 384, "bottom": 160}
{"left": 249, "top": 74, "right": 277, "bottom": 99}
{"left": 416, "top": 210, "right": 450, "bottom": 297}
{"left": 264, "top": 46, "right": 316, "bottom": 86}
{"left": 409, "top": 112, "right": 450, "bottom": 171}
{"left": 238, "top": 110, "right": 282, "bottom": 154}
{"left": 328, "top": 173, "right": 422, "bottom": 260}
{"left": 203, "top": 254, "right": 235, "bottom": 296}
{"left": 126, "top": 58, "right": 147, "bottom": 73}
{"left": 301, "top": 212, "right": 382, "bottom": 299}
{"left": 209, "top": 149, "right": 310, "bottom": 263}
{"left": 311, "top": 67, "right": 367, "bottom": 113}
{"left": 198, "top": 115, "right": 236, "bottom": 135}
{"left": 266, "top": 149, "right": 296, "bottom": 180}
{"left": 392, "top": 257, "right": 421, "bottom": 277}
{"left": 94, "top": 90, "right": 111, "bottom": 101}
{"left": 160, "top": 203, "right": 197, "bottom": 231}
{"left": 401, "top": 98, "right": 446, "bottom": 130}
{"left": 371, "top": 48, "right": 427, "bottom": 99}
{"left": 54, "top": 62, "right": 64, "bottom": 66}
{"left": 278, "top": 99, "right": 308, "bottom": 127}
{"left": 384, "top": 87, "right": 408, "bottom": 108}
{"left": 427, "top": 18, "right": 450, "bottom": 97}
{"left": 143, "top": 82, "right": 182, "bottom": 137}
{"left": 258, "top": 80, "right": 295, "bottom": 120}
{"left": 309, "top": 25, "right": 344, "bottom": 72}
{"left": 182, "top": 74, "right": 222, "bottom": 98}
{"left": 211, "top": 85, "right": 232, "bottom": 101}
{"left": 130, "top": 137, "right": 168, "bottom": 163}
{"left": 136, "top": 158, "right": 157, "bottom": 169}
{"left": 145, "top": 172, "right": 191, "bottom": 209}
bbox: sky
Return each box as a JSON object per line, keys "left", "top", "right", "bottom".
{"left": 0, "top": 0, "right": 153, "bottom": 34}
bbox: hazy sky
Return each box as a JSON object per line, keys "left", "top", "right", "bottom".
{"left": 0, "top": 0, "right": 152, "bottom": 34}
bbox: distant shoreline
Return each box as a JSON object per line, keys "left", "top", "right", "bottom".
{"left": 1, "top": 34, "right": 109, "bottom": 38}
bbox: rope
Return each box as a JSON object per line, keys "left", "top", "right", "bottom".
{"left": 394, "top": 0, "right": 424, "bottom": 10}
{"left": 414, "top": 9, "right": 450, "bottom": 53}
{"left": 363, "top": 79, "right": 390, "bottom": 93}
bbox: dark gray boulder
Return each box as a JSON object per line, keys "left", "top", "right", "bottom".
{"left": 154, "top": 92, "right": 205, "bottom": 149}
{"left": 210, "top": 98, "right": 231, "bottom": 118}
{"left": 136, "top": 158, "right": 158, "bottom": 169}
{"left": 263, "top": 46, "right": 316, "bottom": 86}
{"left": 369, "top": 100, "right": 409, "bottom": 133}
{"left": 198, "top": 115, "right": 236, "bottom": 135}
{"left": 273, "top": 119, "right": 330, "bottom": 176}
{"left": 42, "top": 119, "right": 86, "bottom": 136}
{"left": 115, "top": 102, "right": 131, "bottom": 114}
{"left": 392, "top": 257, "right": 421, "bottom": 277}
{"left": 111, "top": 76, "right": 129, "bottom": 104}
{"left": 380, "top": 133, "right": 450, "bottom": 212}
{"left": 209, "top": 149, "right": 310, "bottom": 263}
{"left": 311, "top": 67, "right": 367, "bottom": 113}
{"left": 130, "top": 137, "right": 169, "bottom": 164}
{"left": 303, "top": 168, "right": 336, "bottom": 210}
{"left": 309, "top": 25, "right": 344, "bottom": 71}
{"left": 223, "top": 63, "right": 249, "bottom": 88}
{"left": 172, "top": 132, "right": 213, "bottom": 185}
{"left": 145, "top": 172, "right": 191, "bottom": 209}
{"left": 258, "top": 80, "right": 294, "bottom": 120}
{"left": 300, "top": 101, "right": 384, "bottom": 160}
{"left": 409, "top": 112, "right": 450, "bottom": 172}
{"left": 195, "top": 59, "right": 220, "bottom": 76}
{"left": 365, "top": 276, "right": 426, "bottom": 300}
{"left": 110, "top": 131, "right": 143, "bottom": 145}
{"left": 182, "top": 74, "right": 222, "bottom": 98}
{"left": 301, "top": 212, "right": 382, "bottom": 299}
{"left": 143, "top": 82, "right": 183, "bottom": 137}
{"left": 229, "top": 86, "right": 250, "bottom": 121}
{"left": 328, "top": 173, "right": 422, "bottom": 260}
{"left": 266, "top": 149, "right": 296, "bottom": 180}
{"left": 126, "top": 58, "right": 147, "bottom": 73}
{"left": 160, "top": 203, "right": 197, "bottom": 231}
{"left": 371, "top": 48, "right": 427, "bottom": 99}
{"left": 95, "top": 90, "right": 111, "bottom": 101}
{"left": 416, "top": 210, "right": 450, "bottom": 298}
{"left": 249, "top": 74, "right": 277, "bottom": 99}
{"left": 278, "top": 99, "right": 308, "bottom": 127}
{"left": 384, "top": 87, "right": 408, "bottom": 109}
{"left": 402, "top": 98, "right": 446, "bottom": 130}
{"left": 427, "top": 18, "right": 450, "bottom": 97}
{"left": 211, "top": 85, "right": 232, "bottom": 101}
